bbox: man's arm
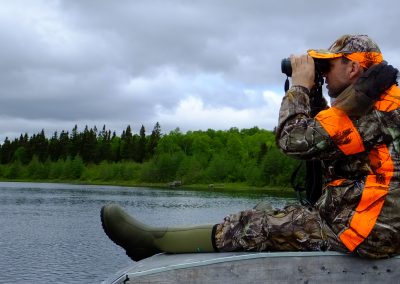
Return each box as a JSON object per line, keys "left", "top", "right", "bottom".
{"left": 276, "top": 58, "right": 397, "bottom": 161}
{"left": 276, "top": 85, "right": 342, "bottom": 160}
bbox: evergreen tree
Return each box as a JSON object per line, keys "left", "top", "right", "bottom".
{"left": 147, "top": 122, "right": 161, "bottom": 159}
{"left": 48, "top": 131, "right": 61, "bottom": 161}
{"left": 120, "top": 125, "right": 134, "bottom": 161}
{"left": 136, "top": 125, "right": 146, "bottom": 163}
{"left": 70, "top": 125, "right": 81, "bottom": 157}
{"left": 81, "top": 126, "right": 97, "bottom": 163}
{"left": 110, "top": 134, "right": 121, "bottom": 162}
{"left": 97, "top": 125, "right": 113, "bottom": 162}
{"left": 0, "top": 124, "right": 300, "bottom": 188}
{"left": 59, "top": 130, "right": 70, "bottom": 160}
{"left": 29, "top": 130, "right": 48, "bottom": 162}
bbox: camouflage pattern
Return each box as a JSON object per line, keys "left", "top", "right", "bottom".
{"left": 308, "top": 35, "right": 383, "bottom": 68}
{"left": 214, "top": 84, "right": 400, "bottom": 258}
{"left": 214, "top": 205, "right": 347, "bottom": 253}
{"left": 323, "top": 34, "right": 381, "bottom": 54}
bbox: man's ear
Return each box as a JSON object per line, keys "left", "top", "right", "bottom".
{"left": 348, "top": 61, "right": 363, "bottom": 81}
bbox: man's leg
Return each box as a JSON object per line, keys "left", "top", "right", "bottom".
{"left": 214, "top": 204, "right": 346, "bottom": 253}
{"left": 101, "top": 204, "right": 217, "bottom": 261}
{"left": 101, "top": 203, "right": 346, "bottom": 262}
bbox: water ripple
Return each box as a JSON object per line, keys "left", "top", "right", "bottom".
{"left": 0, "top": 182, "right": 292, "bottom": 283}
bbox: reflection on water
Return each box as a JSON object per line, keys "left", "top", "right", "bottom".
{"left": 0, "top": 182, "right": 294, "bottom": 284}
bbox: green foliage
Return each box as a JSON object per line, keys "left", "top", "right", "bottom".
{"left": 5, "top": 161, "right": 24, "bottom": 179}
{"left": 48, "top": 159, "right": 65, "bottom": 179}
{"left": 27, "top": 156, "right": 48, "bottom": 179}
{"left": 0, "top": 125, "right": 305, "bottom": 188}
{"left": 176, "top": 154, "right": 206, "bottom": 184}
{"left": 140, "top": 151, "right": 185, "bottom": 182}
{"left": 243, "top": 160, "right": 265, "bottom": 187}
{"left": 13, "top": 146, "right": 29, "bottom": 164}
{"left": 81, "top": 160, "right": 142, "bottom": 182}
{"left": 261, "top": 146, "right": 304, "bottom": 186}
{"left": 205, "top": 153, "right": 238, "bottom": 182}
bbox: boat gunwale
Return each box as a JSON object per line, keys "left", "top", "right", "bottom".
{"left": 125, "top": 251, "right": 399, "bottom": 278}
{"left": 102, "top": 251, "right": 400, "bottom": 283}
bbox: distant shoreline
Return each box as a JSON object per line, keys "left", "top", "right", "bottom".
{"left": 0, "top": 178, "right": 295, "bottom": 198}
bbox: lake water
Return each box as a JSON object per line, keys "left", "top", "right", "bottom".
{"left": 0, "top": 182, "right": 294, "bottom": 283}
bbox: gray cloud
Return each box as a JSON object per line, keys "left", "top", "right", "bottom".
{"left": 0, "top": 0, "right": 399, "bottom": 141}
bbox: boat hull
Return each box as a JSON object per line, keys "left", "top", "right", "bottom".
{"left": 102, "top": 251, "right": 399, "bottom": 283}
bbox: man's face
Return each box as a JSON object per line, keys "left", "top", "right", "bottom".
{"left": 324, "top": 58, "right": 352, "bottom": 98}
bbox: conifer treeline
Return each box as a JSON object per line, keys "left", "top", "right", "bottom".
{"left": 0, "top": 124, "right": 304, "bottom": 188}
{"left": 0, "top": 123, "right": 161, "bottom": 165}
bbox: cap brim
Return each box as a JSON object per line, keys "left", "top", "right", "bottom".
{"left": 307, "top": 49, "right": 343, "bottom": 59}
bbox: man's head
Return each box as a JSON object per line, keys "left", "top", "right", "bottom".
{"left": 308, "top": 35, "right": 383, "bottom": 98}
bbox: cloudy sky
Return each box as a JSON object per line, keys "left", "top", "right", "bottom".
{"left": 1, "top": 0, "right": 399, "bottom": 141}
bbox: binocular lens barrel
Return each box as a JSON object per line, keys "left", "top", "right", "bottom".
{"left": 281, "top": 57, "right": 330, "bottom": 78}
{"left": 281, "top": 58, "right": 292, "bottom": 77}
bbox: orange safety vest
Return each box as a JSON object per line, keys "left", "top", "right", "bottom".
{"left": 315, "top": 85, "right": 400, "bottom": 252}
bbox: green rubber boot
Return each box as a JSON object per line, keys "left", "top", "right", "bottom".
{"left": 101, "top": 203, "right": 216, "bottom": 261}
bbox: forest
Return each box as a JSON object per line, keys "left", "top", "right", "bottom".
{"left": 0, "top": 123, "right": 305, "bottom": 189}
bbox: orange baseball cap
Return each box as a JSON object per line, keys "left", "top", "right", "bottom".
{"left": 307, "top": 34, "right": 383, "bottom": 68}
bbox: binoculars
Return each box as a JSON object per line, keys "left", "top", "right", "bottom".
{"left": 281, "top": 58, "right": 330, "bottom": 77}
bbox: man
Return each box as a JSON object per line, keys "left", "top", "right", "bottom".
{"left": 101, "top": 35, "right": 399, "bottom": 261}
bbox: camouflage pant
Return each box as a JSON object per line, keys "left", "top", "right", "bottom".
{"left": 214, "top": 204, "right": 347, "bottom": 253}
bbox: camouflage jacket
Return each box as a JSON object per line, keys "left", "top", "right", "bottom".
{"left": 276, "top": 85, "right": 400, "bottom": 258}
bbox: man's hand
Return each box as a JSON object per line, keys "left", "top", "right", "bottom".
{"left": 354, "top": 61, "right": 398, "bottom": 100}
{"left": 290, "top": 54, "right": 315, "bottom": 91}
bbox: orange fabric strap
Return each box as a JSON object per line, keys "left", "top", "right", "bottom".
{"left": 339, "top": 144, "right": 393, "bottom": 251}
{"left": 374, "top": 85, "right": 400, "bottom": 112}
{"left": 315, "top": 107, "right": 365, "bottom": 155}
